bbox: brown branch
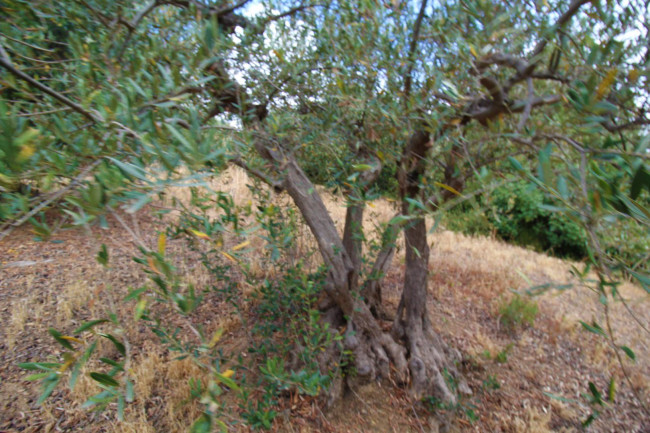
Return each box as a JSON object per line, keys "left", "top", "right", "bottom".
{"left": 479, "top": 75, "right": 506, "bottom": 105}
{"left": 77, "top": 0, "right": 118, "bottom": 29}
{"left": 467, "top": 94, "right": 560, "bottom": 123}
{"left": 530, "top": 0, "right": 593, "bottom": 59}
{"left": 0, "top": 43, "right": 103, "bottom": 123}
{"left": 263, "top": 3, "right": 320, "bottom": 23}
{"left": 116, "top": 0, "right": 161, "bottom": 61}
{"left": 602, "top": 116, "right": 650, "bottom": 133}
{"left": 403, "top": 0, "right": 428, "bottom": 104}
{"left": 530, "top": 72, "right": 570, "bottom": 83}
{"left": 475, "top": 52, "right": 529, "bottom": 75}
{"left": 230, "top": 156, "right": 284, "bottom": 192}
{"left": 216, "top": 0, "right": 254, "bottom": 16}
{"left": 516, "top": 77, "right": 534, "bottom": 131}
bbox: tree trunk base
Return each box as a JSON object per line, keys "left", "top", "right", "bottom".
{"left": 319, "top": 302, "right": 470, "bottom": 407}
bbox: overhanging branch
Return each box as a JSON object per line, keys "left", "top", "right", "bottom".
{"left": 0, "top": 43, "right": 103, "bottom": 123}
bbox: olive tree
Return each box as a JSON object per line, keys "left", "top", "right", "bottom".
{"left": 1, "top": 0, "right": 648, "bottom": 415}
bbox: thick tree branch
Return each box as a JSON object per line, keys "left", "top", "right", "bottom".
{"left": 466, "top": 94, "right": 560, "bottom": 123}
{"left": 479, "top": 75, "right": 506, "bottom": 105}
{"left": 530, "top": 0, "right": 593, "bottom": 59}
{"left": 230, "top": 156, "right": 284, "bottom": 191}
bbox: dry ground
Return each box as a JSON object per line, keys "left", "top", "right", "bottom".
{"left": 0, "top": 167, "right": 648, "bottom": 432}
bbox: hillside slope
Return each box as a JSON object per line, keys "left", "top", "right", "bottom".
{"left": 1, "top": 169, "right": 647, "bottom": 432}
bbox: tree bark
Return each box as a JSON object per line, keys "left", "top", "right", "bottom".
{"left": 342, "top": 202, "right": 364, "bottom": 293}
{"left": 250, "top": 137, "right": 411, "bottom": 393}
{"left": 393, "top": 130, "right": 464, "bottom": 403}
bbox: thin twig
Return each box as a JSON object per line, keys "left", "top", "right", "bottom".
{"left": 111, "top": 211, "right": 150, "bottom": 251}
{"left": 516, "top": 77, "right": 534, "bottom": 131}
{"left": 216, "top": 0, "right": 254, "bottom": 16}
{"left": 0, "top": 160, "right": 103, "bottom": 241}
{"left": 0, "top": 43, "right": 103, "bottom": 123}
{"left": 116, "top": 0, "right": 160, "bottom": 61}
{"left": 0, "top": 32, "right": 55, "bottom": 52}
{"left": 16, "top": 107, "right": 72, "bottom": 117}
{"left": 403, "top": 0, "right": 428, "bottom": 105}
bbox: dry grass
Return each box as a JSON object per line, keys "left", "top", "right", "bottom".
{"left": 0, "top": 166, "right": 648, "bottom": 432}
{"left": 6, "top": 298, "right": 29, "bottom": 350}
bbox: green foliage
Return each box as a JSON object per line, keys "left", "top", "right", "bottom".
{"left": 244, "top": 261, "right": 337, "bottom": 430}
{"left": 235, "top": 188, "right": 341, "bottom": 430}
{"left": 498, "top": 295, "right": 538, "bottom": 330}
{"left": 494, "top": 344, "right": 514, "bottom": 364}
{"left": 423, "top": 370, "right": 479, "bottom": 424}
{"left": 444, "top": 180, "right": 591, "bottom": 260}
{"left": 20, "top": 315, "right": 132, "bottom": 420}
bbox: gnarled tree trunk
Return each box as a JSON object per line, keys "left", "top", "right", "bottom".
{"left": 252, "top": 131, "right": 465, "bottom": 405}
{"left": 392, "top": 130, "right": 467, "bottom": 403}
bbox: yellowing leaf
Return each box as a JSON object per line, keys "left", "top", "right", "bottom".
{"left": 169, "top": 94, "right": 191, "bottom": 102}
{"left": 134, "top": 298, "right": 147, "bottom": 321}
{"left": 469, "top": 45, "right": 478, "bottom": 57}
{"left": 220, "top": 251, "right": 238, "bottom": 263}
{"left": 59, "top": 357, "right": 76, "bottom": 373}
{"left": 596, "top": 68, "right": 618, "bottom": 99}
{"left": 434, "top": 181, "right": 461, "bottom": 196}
{"left": 14, "top": 128, "right": 40, "bottom": 163}
{"left": 189, "top": 229, "right": 211, "bottom": 240}
{"left": 158, "top": 232, "right": 166, "bottom": 256}
{"left": 208, "top": 327, "right": 224, "bottom": 348}
{"left": 147, "top": 257, "right": 161, "bottom": 274}
{"left": 17, "top": 144, "right": 36, "bottom": 162}
{"left": 628, "top": 69, "right": 639, "bottom": 83}
{"left": 272, "top": 49, "right": 284, "bottom": 62}
{"left": 232, "top": 240, "right": 250, "bottom": 251}
{"left": 61, "top": 336, "right": 83, "bottom": 344}
{"left": 221, "top": 369, "right": 235, "bottom": 379}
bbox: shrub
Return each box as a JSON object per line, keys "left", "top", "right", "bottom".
{"left": 444, "top": 181, "right": 589, "bottom": 260}
{"left": 488, "top": 181, "right": 588, "bottom": 259}
{"left": 498, "top": 294, "right": 538, "bottom": 330}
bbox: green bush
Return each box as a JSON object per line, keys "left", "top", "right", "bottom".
{"left": 488, "top": 181, "right": 588, "bottom": 259}
{"left": 444, "top": 181, "right": 588, "bottom": 260}
{"left": 603, "top": 219, "right": 649, "bottom": 274}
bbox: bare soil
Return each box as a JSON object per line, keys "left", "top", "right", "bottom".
{"left": 1, "top": 181, "right": 648, "bottom": 432}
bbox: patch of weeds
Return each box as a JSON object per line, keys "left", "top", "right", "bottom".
{"left": 244, "top": 263, "right": 341, "bottom": 429}
{"left": 482, "top": 375, "right": 500, "bottom": 391}
{"left": 498, "top": 294, "right": 538, "bottom": 330}
{"left": 494, "top": 343, "right": 514, "bottom": 364}
{"left": 423, "top": 369, "right": 479, "bottom": 425}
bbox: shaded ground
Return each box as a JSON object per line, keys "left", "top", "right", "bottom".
{"left": 1, "top": 176, "right": 648, "bottom": 432}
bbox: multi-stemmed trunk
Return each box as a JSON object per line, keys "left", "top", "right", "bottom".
{"left": 253, "top": 131, "right": 462, "bottom": 404}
